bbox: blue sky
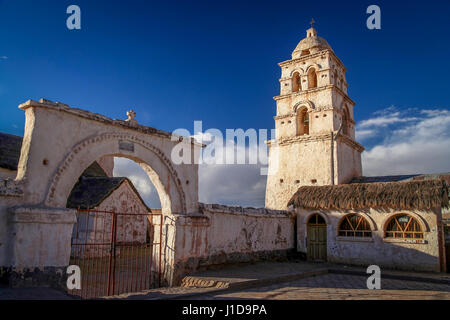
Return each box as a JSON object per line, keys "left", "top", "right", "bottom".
{"left": 1, "top": 0, "right": 450, "bottom": 207}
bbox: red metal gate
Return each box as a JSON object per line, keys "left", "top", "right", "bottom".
{"left": 68, "top": 209, "right": 163, "bottom": 299}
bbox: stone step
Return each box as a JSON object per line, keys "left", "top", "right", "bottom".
{"left": 181, "top": 277, "right": 230, "bottom": 289}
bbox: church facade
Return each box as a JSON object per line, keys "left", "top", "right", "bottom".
{"left": 266, "top": 26, "right": 449, "bottom": 272}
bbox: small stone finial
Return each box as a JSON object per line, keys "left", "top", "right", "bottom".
{"left": 306, "top": 19, "right": 317, "bottom": 38}
{"left": 125, "top": 109, "right": 138, "bottom": 126}
{"left": 126, "top": 110, "right": 136, "bottom": 121}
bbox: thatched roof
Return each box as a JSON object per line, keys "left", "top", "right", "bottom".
{"left": 288, "top": 180, "right": 448, "bottom": 210}
{"left": 350, "top": 173, "right": 450, "bottom": 184}
{"left": 349, "top": 175, "right": 420, "bottom": 183}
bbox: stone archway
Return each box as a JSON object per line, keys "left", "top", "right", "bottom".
{"left": 14, "top": 99, "right": 200, "bottom": 214}
{"left": 2, "top": 99, "right": 202, "bottom": 287}
{"left": 44, "top": 132, "right": 186, "bottom": 215}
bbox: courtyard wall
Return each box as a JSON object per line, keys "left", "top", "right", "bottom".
{"left": 169, "top": 203, "right": 294, "bottom": 284}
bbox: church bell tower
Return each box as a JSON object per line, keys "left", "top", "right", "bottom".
{"left": 265, "top": 24, "right": 364, "bottom": 210}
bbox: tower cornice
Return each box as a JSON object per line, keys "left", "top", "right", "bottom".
{"left": 266, "top": 131, "right": 364, "bottom": 152}
{"left": 273, "top": 85, "right": 356, "bottom": 107}
{"left": 278, "top": 49, "right": 347, "bottom": 72}
{"left": 267, "top": 132, "right": 334, "bottom": 146}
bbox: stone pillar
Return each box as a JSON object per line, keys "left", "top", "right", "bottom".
{"left": 2, "top": 206, "right": 76, "bottom": 288}
{"left": 160, "top": 213, "right": 210, "bottom": 286}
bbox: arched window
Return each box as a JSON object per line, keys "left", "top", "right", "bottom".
{"left": 385, "top": 215, "right": 423, "bottom": 239}
{"left": 292, "top": 72, "right": 301, "bottom": 92}
{"left": 338, "top": 214, "right": 372, "bottom": 237}
{"left": 308, "top": 214, "right": 326, "bottom": 225}
{"left": 307, "top": 68, "right": 317, "bottom": 89}
{"left": 301, "top": 49, "right": 310, "bottom": 56}
{"left": 342, "top": 107, "right": 350, "bottom": 135}
{"left": 297, "top": 108, "right": 309, "bottom": 135}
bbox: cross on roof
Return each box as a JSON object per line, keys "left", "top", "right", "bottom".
{"left": 310, "top": 18, "right": 315, "bottom": 28}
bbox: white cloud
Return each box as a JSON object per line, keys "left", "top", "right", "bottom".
{"left": 0, "top": 56, "right": 7, "bottom": 60}
{"left": 200, "top": 107, "right": 450, "bottom": 206}
{"left": 357, "top": 112, "right": 418, "bottom": 129}
{"left": 198, "top": 134, "right": 268, "bottom": 207}
{"left": 113, "top": 134, "right": 268, "bottom": 208}
{"left": 373, "top": 105, "right": 397, "bottom": 116}
{"left": 112, "top": 106, "right": 449, "bottom": 209}
{"left": 113, "top": 158, "right": 161, "bottom": 208}
{"left": 199, "top": 163, "right": 266, "bottom": 207}
{"left": 355, "top": 129, "right": 376, "bottom": 140}
{"left": 421, "top": 109, "right": 449, "bottom": 116}
{"left": 362, "top": 107, "right": 450, "bottom": 176}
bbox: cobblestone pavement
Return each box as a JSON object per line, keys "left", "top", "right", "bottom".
{"left": 184, "top": 273, "right": 450, "bottom": 300}
{"left": 2, "top": 261, "right": 449, "bottom": 300}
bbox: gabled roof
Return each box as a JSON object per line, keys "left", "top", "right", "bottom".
{"left": 82, "top": 161, "right": 109, "bottom": 177}
{"left": 66, "top": 161, "right": 150, "bottom": 211}
{"left": 288, "top": 180, "right": 448, "bottom": 210}
{"left": 67, "top": 176, "right": 126, "bottom": 209}
{"left": 0, "top": 132, "right": 23, "bottom": 171}
{"left": 66, "top": 176, "right": 151, "bottom": 211}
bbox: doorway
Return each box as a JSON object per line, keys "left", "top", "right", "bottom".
{"left": 307, "top": 214, "right": 327, "bottom": 262}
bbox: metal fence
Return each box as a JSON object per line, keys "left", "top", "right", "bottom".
{"left": 68, "top": 208, "right": 163, "bottom": 299}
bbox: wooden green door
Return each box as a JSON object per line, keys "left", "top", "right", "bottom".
{"left": 307, "top": 214, "right": 327, "bottom": 261}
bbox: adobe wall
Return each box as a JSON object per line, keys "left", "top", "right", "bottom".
{"left": 296, "top": 208, "right": 442, "bottom": 272}
{"left": 265, "top": 136, "right": 333, "bottom": 210}
{"left": 0, "top": 180, "right": 26, "bottom": 267}
{"left": 336, "top": 137, "right": 363, "bottom": 184}
{"left": 169, "top": 204, "right": 294, "bottom": 285}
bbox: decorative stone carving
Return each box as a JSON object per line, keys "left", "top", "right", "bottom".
{"left": 125, "top": 109, "right": 138, "bottom": 127}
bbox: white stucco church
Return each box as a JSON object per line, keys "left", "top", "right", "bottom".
{"left": 0, "top": 23, "right": 448, "bottom": 294}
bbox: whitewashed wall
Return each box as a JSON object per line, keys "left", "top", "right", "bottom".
{"left": 168, "top": 204, "right": 294, "bottom": 284}
{"left": 296, "top": 207, "right": 443, "bottom": 272}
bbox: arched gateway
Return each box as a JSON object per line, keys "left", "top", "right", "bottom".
{"left": 0, "top": 99, "right": 203, "bottom": 288}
